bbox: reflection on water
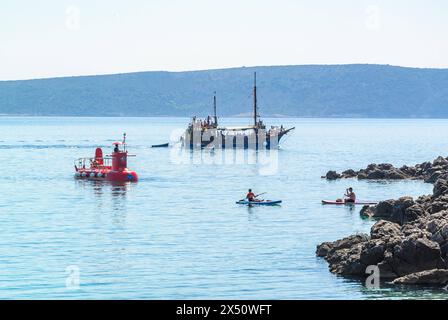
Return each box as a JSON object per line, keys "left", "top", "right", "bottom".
{"left": 76, "top": 180, "right": 132, "bottom": 197}
{"left": 170, "top": 148, "right": 280, "bottom": 176}
{"left": 75, "top": 180, "right": 136, "bottom": 229}
{"left": 362, "top": 280, "right": 448, "bottom": 300}
{"left": 76, "top": 180, "right": 134, "bottom": 216}
{"left": 332, "top": 267, "right": 448, "bottom": 300}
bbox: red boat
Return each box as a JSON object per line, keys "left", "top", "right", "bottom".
{"left": 74, "top": 134, "right": 138, "bottom": 182}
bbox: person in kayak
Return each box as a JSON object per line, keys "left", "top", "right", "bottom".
{"left": 246, "top": 189, "right": 256, "bottom": 202}
{"left": 344, "top": 187, "right": 356, "bottom": 203}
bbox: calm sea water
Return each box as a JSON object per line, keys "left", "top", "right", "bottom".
{"left": 0, "top": 117, "right": 447, "bottom": 299}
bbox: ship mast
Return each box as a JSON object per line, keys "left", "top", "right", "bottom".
{"left": 213, "top": 91, "right": 218, "bottom": 126}
{"left": 253, "top": 72, "right": 257, "bottom": 127}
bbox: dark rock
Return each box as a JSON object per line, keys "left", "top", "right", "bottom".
{"left": 357, "top": 171, "right": 368, "bottom": 179}
{"left": 386, "top": 170, "right": 408, "bottom": 180}
{"left": 389, "top": 197, "right": 415, "bottom": 224}
{"left": 400, "top": 165, "right": 417, "bottom": 176}
{"left": 427, "top": 166, "right": 444, "bottom": 175}
{"left": 323, "top": 155, "right": 448, "bottom": 182}
{"left": 402, "top": 204, "right": 427, "bottom": 223}
{"left": 327, "top": 247, "right": 365, "bottom": 275}
{"left": 391, "top": 237, "right": 445, "bottom": 276}
{"left": 378, "top": 163, "right": 394, "bottom": 170}
{"left": 425, "top": 211, "right": 448, "bottom": 233}
{"left": 341, "top": 169, "right": 357, "bottom": 178}
{"left": 325, "top": 170, "right": 341, "bottom": 180}
{"left": 319, "top": 156, "right": 448, "bottom": 285}
{"left": 402, "top": 224, "right": 432, "bottom": 239}
{"left": 316, "top": 242, "right": 333, "bottom": 257}
{"left": 420, "top": 161, "right": 432, "bottom": 171}
{"left": 377, "top": 257, "right": 399, "bottom": 278}
{"left": 316, "top": 234, "right": 369, "bottom": 258}
{"left": 318, "top": 229, "right": 446, "bottom": 279}
{"left": 393, "top": 269, "right": 448, "bottom": 285}
{"left": 433, "top": 179, "right": 448, "bottom": 198}
{"left": 441, "top": 243, "right": 448, "bottom": 259}
{"left": 360, "top": 197, "right": 420, "bottom": 224}
{"left": 316, "top": 234, "right": 370, "bottom": 275}
{"left": 370, "top": 220, "right": 402, "bottom": 240}
{"left": 425, "top": 171, "right": 442, "bottom": 183}
{"left": 428, "top": 218, "right": 448, "bottom": 245}
{"left": 374, "top": 199, "right": 396, "bottom": 218}
{"left": 367, "top": 170, "right": 386, "bottom": 179}
{"left": 433, "top": 156, "right": 448, "bottom": 167}
{"left": 429, "top": 201, "right": 448, "bottom": 214}
{"left": 360, "top": 199, "right": 395, "bottom": 219}
{"left": 360, "top": 205, "right": 373, "bottom": 217}
{"left": 359, "top": 240, "right": 386, "bottom": 266}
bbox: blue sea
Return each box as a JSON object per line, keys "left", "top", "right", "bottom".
{"left": 0, "top": 116, "right": 447, "bottom": 299}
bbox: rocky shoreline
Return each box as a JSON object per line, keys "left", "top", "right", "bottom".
{"left": 317, "top": 156, "right": 448, "bottom": 287}
{"left": 322, "top": 156, "right": 448, "bottom": 183}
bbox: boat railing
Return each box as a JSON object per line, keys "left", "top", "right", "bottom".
{"left": 74, "top": 157, "right": 112, "bottom": 170}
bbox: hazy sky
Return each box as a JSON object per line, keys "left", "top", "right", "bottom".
{"left": 1, "top": 0, "right": 447, "bottom": 80}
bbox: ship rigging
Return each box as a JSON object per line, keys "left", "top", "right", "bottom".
{"left": 181, "top": 72, "right": 294, "bottom": 149}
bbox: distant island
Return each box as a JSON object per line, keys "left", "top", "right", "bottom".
{"left": 1, "top": 64, "right": 448, "bottom": 118}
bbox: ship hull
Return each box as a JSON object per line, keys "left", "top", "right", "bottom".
{"left": 74, "top": 168, "right": 138, "bottom": 182}
{"left": 182, "top": 128, "right": 292, "bottom": 150}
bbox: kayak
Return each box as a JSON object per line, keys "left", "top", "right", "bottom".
{"left": 236, "top": 200, "right": 282, "bottom": 206}
{"left": 321, "top": 200, "right": 378, "bottom": 205}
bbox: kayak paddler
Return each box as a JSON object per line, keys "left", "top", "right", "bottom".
{"left": 344, "top": 187, "right": 356, "bottom": 203}
{"left": 246, "top": 189, "right": 256, "bottom": 201}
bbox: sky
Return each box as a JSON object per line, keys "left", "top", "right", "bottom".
{"left": 1, "top": 0, "right": 447, "bottom": 80}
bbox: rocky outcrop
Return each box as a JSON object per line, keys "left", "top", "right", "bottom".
{"left": 317, "top": 179, "right": 448, "bottom": 286}
{"left": 317, "top": 217, "right": 447, "bottom": 280}
{"left": 323, "top": 156, "right": 448, "bottom": 182}
{"left": 316, "top": 234, "right": 370, "bottom": 258}
{"left": 393, "top": 269, "right": 448, "bottom": 285}
{"left": 324, "top": 170, "right": 341, "bottom": 180}
{"left": 359, "top": 197, "right": 427, "bottom": 224}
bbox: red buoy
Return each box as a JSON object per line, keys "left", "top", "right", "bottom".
{"left": 74, "top": 133, "right": 138, "bottom": 182}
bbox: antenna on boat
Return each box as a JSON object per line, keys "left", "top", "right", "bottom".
{"left": 253, "top": 72, "right": 258, "bottom": 127}
{"left": 123, "top": 132, "right": 127, "bottom": 151}
{"left": 213, "top": 91, "right": 218, "bottom": 126}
